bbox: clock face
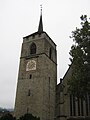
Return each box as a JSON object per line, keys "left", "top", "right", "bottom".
{"left": 26, "top": 60, "right": 36, "bottom": 71}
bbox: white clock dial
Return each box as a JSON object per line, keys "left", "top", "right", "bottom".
{"left": 26, "top": 60, "right": 36, "bottom": 71}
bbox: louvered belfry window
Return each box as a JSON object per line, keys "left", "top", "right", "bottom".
{"left": 30, "top": 43, "right": 36, "bottom": 54}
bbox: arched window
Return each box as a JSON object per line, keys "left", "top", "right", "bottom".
{"left": 49, "top": 47, "right": 52, "bottom": 59}
{"left": 30, "top": 43, "right": 36, "bottom": 54}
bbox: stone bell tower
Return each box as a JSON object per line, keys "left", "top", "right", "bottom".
{"left": 14, "top": 9, "right": 57, "bottom": 120}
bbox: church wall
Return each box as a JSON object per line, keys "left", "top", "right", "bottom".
{"left": 56, "top": 65, "right": 90, "bottom": 120}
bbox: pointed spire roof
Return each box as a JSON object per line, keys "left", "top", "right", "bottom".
{"left": 38, "top": 5, "right": 43, "bottom": 34}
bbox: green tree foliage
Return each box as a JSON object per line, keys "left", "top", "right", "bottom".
{"left": 0, "top": 113, "right": 16, "bottom": 120}
{"left": 68, "top": 15, "right": 90, "bottom": 97}
{"left": 0, "top": 113, "right": 40, "bottom": 120}
{"left": 18, "top": 113, "right": 40, "bottom": 120}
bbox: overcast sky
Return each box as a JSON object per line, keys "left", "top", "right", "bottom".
{"left": 0, "top": 0, "right": 90, "bottom": 109}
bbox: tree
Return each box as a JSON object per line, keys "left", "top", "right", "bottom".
{"left": 18, "top": 113, "right": 40, "bottom": 120}
{"left": 0, "top": 113, "right": 16, "bottom": 120}
{"left": 68, "top": 15, "right": 90, "bottom": 98}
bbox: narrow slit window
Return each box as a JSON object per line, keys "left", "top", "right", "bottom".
{"left": 70, "top": 95, "right": 72, "bottom": 116}
{"left": 28, "top": 89, "right": 30, "bottom": 96}
{"left": 73, "top": 95, "right": 76, "bottom": 116}
{"left": 49, "top": 48, "right": 52, "bottom": 59}
{"left": 29, "top": 74, "right": 32, "bottom": 79}
{"left": 81, "top": 98, "right": 84, "bottom": 116}
{"left": 78, "top": 97, "right": 80, "bottom": 116}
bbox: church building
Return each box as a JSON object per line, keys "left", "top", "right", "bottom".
{"left": 14, "top": 9, "right": 90, "bottom": 120}
{"left": 14, "top": 9, "right": 57, "bottom": 120}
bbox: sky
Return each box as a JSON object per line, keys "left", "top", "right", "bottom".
{"left": 0, "top": 0, "right": 90, "bottom": 109}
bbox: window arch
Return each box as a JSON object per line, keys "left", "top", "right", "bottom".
{"left": 30, "top": 43, "right": 36, "bottom": 54}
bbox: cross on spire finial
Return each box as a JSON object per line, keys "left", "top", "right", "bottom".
{"left": 40, "top": 4, "right": 42, "bottom": 15}
{"left": 38, "top": 4, "right": 43, "bottom": 34}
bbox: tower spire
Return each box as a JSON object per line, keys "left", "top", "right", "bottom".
{"left": 38, "top": 5, "right": 43, "bottom": 33}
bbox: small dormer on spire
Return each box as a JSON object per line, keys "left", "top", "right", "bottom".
{"left": 38, "top": 5, "right": 43, "bottom": 34}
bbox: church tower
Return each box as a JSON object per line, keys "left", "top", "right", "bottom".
{"left": 14, "top": 9, "right": 57, "bottom": 120}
